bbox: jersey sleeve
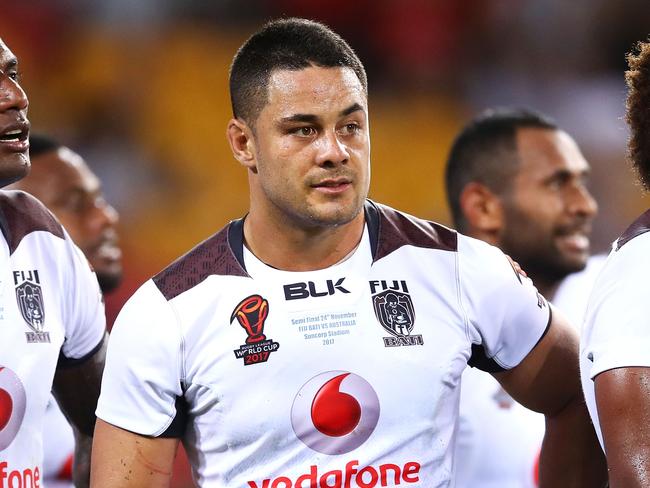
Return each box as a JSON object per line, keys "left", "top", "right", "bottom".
{"left": 60, "top": 230, "right": 106, "bottom": 360}
{"left": 582, "top": 235, "right": 650, "bottom": 379}
{"left": 96, "top": 279, "right": 185, "bottom": 437}
{"left": 458, "top": 235, "right": 551, "bottom": 371}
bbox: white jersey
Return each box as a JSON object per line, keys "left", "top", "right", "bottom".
{"left": 0, "top": 190, "right": 106, "bottom": 485}
{"left": 581, "top": 210, "right": 650, "bottom": 446}
{"left": 97, "top": 201, "right": 550, "bottom": 487}
{"left": 454, "top": 255, "right": 605, "bottom": 488}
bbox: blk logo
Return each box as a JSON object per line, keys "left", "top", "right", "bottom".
{"left": 291, "top": 371, "right": 380, "bottom": 455}
{"left": 284, "top": 278, "right": 350, "bottom": 301}
{"left": 0, "top": 366, "right": 26, "bottom": 451}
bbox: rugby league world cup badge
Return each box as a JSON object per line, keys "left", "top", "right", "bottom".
{"left": 231, "top": 294, "right": 280, "bottom": 366}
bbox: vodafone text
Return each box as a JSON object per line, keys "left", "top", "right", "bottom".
{"left": 247, "top": 460, "right": 421, "bottom": 488}
{"left": 0, "top": 462, "right": 41, "bottom": 488}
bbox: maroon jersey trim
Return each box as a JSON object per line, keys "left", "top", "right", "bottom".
{"left": 153, "top": 220, "right": 249, "bottom": 301}
{"left": 365, "top": 200, "right": 458, "bottom": 263}
{"left": 0, "top": 190, "right": 64, "bottom": 255}
{"left": 616, "top": 208, "right": 650, "bottom": 251}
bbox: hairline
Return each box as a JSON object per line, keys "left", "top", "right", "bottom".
{"left": 242, "top": 63, "right": 368, "bottom": 128}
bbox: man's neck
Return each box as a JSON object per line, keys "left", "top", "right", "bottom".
{"left": 243, "top": 209, "right": 365, "bottom": 272}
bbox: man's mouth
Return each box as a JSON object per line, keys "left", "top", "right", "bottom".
{"left": 312, "top": 178, "right": 352, "bottom": 193}
{"left": 557, "top": 231, "right": 590, "bottom": 253}
{"left": 0, "top": 121, "right": 29, "bottom": 151}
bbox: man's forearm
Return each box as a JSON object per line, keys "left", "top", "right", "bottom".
{"left": 539, "top": 394, "right": 607, "bottom": 487}
{"left": 73, "top": 431, "right": 93, "bottom": 488}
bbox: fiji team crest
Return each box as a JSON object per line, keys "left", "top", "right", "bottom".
{"left": 231, "top": 294, "right": 280, "bottom": 366}
{"left": 13, "top": 270, "right": 50, "bottom": 343}
{"left": 370, "top": 280, "right": 423, "bottom": 347}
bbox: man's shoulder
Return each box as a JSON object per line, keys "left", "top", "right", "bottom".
{"left": 368, "top": 201, "right": 457, "bottom": 262}
{"left": 152, "top": 219, "right": 248, "bottom": 301}
{"left": 616, "top": 208, "right": 650, "bottom": 251}
{"left": 0, "top": 189, "right": 64, "bottom": 254}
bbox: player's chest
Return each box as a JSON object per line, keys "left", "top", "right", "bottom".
{"left": 181, "top": 265, "right": 470, "bottom": 403}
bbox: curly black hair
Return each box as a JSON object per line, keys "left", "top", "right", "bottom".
{"left": 626, "top": 40, "right": 650, "bottom": 189}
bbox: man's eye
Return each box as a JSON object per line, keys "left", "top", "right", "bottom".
{"left": 294, "top": 127, "right": 315, "bottom": 136}
{"left": 343, "top": 123, "right": 360, "bottom": 134}
{"left": 7, "top": 71, "right": 20, "bottom": 82}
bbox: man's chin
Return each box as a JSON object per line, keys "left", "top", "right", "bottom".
{"left": 557, "top": 253, "right": 590, "bottom": 275}
{"left": 0, "top": 156, "right": 30, "bottom": 188}
{"left": 304, "top": 199, "right": 364, "bottom": 227}
{"left": 96, "top": 270, "right": 123, "bottom": 294}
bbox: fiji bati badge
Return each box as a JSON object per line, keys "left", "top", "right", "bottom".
{"left": 370, "top": 280, "right": 423, "bottom": 347}
{"left": 14, "top": 270, "right": 50, "bottom": 343}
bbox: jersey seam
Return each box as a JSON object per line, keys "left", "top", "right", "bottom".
{"left": 151, "top": 288, "right": 187, "bottom": 437}
{"left": 455, "top": 246, "right": 473, "bottom": 352}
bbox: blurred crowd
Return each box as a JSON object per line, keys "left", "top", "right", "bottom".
{"left": 2, "top": 0, "right": 649, "bottom": 359}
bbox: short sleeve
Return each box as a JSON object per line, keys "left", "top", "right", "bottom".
{"left": 582, "top": 234, "right": 650, "bottom": 380}
{"left": 96, "top": 280, "right": 184, "bottom": 437}
{"left": 458, "top": 235, "right": 551, "bottom": 371}
{"left": 60, "top": 231, "right": 106, "bottom": 360}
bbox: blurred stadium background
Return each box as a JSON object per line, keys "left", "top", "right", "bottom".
{"left": 2, "top": 1, "right": 649, "bottom": 485}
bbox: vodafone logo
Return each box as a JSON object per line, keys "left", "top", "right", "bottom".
{"left": 291, "top": 371, "right": 380, "bottom": 455}
{"left": 0, "top": 366, "right": 26, "bottom": 451}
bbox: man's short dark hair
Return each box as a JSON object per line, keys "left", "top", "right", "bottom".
{"left": 445, "top": 108, "right": 557, "bottom": 232}
{"left": 626, "top": 40, "right": 650, "bottom": 190}
{"left": 229, "top": 17, "right": 367, "bottom": 125}
{"left": 29, "top": 134, "right": 61, "bottom": 159}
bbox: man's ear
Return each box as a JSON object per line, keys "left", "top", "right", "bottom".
{"left": 226, "top": 118, "right": 257, "bottom": 172}
{"left": 459, "top": 182, "right": 504, "bottom": 236}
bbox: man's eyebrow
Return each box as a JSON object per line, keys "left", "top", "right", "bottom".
{"left": 279, "top": 103, "right": 365, "bottom": 125}
{"left": 340, "top": 103, "right": 364, "bottom": 117}
{"left": 0, "top": 57, "right": 18, "bottom": 72}
{"left": 280, "top": 113, "right": 318, "bottom": 124}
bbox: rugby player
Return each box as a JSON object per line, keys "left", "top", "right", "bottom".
{"left": 445, "top": 107, "right": 605, "bottom": 487}
{"left": 8, "top": 134, "right": 122, "bottom": 487}
{"left": 0, "top": 38, "right": 106, "bottom": 488}
{"left": 90, "top": 19, "right": 606, "bottom": 487}
{"left": 581, "top": 39, "right": 650, "bottom": 488}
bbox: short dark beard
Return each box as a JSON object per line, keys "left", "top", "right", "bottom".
{"left": 97, "top": 272, "right": 122, "bottom": 294}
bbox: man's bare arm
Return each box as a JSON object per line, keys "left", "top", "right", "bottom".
{"left": 52, "top": 334, "right": 107, "bottom": 488}
{"left": 91, "top": 419, "right": 179, "bottom": 488}
{"left": 595, "top": 366, "right": 650, "bottom": 488}
{"left": 494, "top": 308, "right": 607, "bottom": 487}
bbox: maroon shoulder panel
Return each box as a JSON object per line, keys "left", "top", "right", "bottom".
{"left": 0, "top": 190, "right": 64, "bottom": 254}
{"left": 372, "top": 202, "right": 457, "bottom": 262}
{"left": 616, "top": 208, "right": 650, "bottom": 251}
{"left": 153, "top": 223, "right": 249, "bottom": 301}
